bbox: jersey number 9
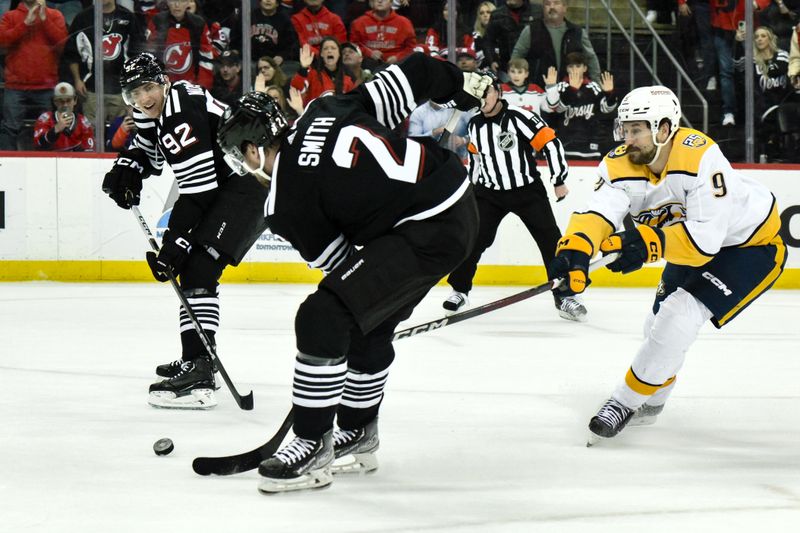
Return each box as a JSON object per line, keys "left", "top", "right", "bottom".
{"left": 711, "top": 172, "right": 727, "bottom": 198}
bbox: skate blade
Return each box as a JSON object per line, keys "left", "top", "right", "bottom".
{"left": 586, "top": 432, "right": 604, "bottom": 447}
{"left": 331, "top": 452, "right": 379, "bottom": 475}
{"left": 148, "top": 388, "right": 217, "bottom": 410}
{"left": 258, "top": 469, "right": 333, "bottom": 494}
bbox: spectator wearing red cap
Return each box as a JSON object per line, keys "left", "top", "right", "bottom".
{"left": 0, "top": 0, "right": 68, "bottom": 150}
{"left": 456, "top": 48, "right": 479, "bottom": 72}
{"left": 33, "top": 82, "right": 95, "bottom": 152}
{"left": 291, "top": 0, "right": 346, "bottom": 53}
{"left": 349, "top": 0, "right": 416, "bottom": 65}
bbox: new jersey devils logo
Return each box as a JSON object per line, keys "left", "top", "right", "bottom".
{"left": 103, "top": 33, "right": 124, "bottom": 60}
{"left": 164, "top": 42, "right": 193, "bottom": 75}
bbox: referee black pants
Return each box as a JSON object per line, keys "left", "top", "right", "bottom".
{"left": 447, "top": 180, "right": 562, "bottom": 297}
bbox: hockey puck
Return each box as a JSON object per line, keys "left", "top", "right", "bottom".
{"left": 153, "top": 438, "right": 174, "bottom": 456}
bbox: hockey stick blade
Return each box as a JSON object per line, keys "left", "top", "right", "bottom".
{"left": 193, "top": 409, "right": 294, "bottom": 476}
{"left": 392, "top": 252, "right": 620, "bottom": 341}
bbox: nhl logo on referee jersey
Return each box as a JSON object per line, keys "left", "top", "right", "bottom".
{"left": 495, "top": 131, "right": 516, "bottom": 151}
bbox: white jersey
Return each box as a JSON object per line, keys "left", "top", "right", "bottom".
{"left": 566, "top": 128, "right": 781, "bottom": 266}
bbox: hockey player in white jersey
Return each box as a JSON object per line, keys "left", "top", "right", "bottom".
{"left": 101, "top": 53, "right": 269, "bottom": 409}
{"left": 549, "top": 85, "right": 787, "bottom": 444}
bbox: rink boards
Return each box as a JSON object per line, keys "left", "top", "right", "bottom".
{"left": 0, "top": 154, "right": 798, "bottom": 287}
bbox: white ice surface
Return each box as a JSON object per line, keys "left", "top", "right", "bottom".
{"left": 1, "top": 282, "right": 798, "bottom": 532}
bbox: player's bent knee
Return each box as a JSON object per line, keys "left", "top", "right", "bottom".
{"left": 295, "top": 288, "right": 355, "bottom": 358}
{"left": 179, "top": 249, "right": 228, "bottom": 289}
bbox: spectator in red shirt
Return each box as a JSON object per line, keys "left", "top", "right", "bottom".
{"left": 146, "top": 0, "right": 215, "bottom": 89}
{"left": 33, "top": 82, "right": 95, "bottom": 152}
{"left": 291, "top": 37, "right": 355, "bottom": 105}
{"left": 350, "top": 0, "right": 417, "bottom": 65}
{"left": 291, "top": 0, "right": 346, "bottom": 52}
{"left": 0, "top": 0, "right": 68, "bottom": 150}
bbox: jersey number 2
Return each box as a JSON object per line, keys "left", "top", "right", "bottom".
{"left": 332, "top": 126, "right": 422, "bottom": 183}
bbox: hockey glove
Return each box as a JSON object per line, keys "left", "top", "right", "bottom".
{"left": 146, "top": 231, "right": 193, "bottom": 282}
{"left": 600, "top": 225, "right": 665, "bottom": 274}
{"left": 549, "top": 233, "right": 593, "bottom": 296}
{"left": 102, "top": 155, "right": 146, "bottom": 209}
{"left": 439, "top": 71, "right": 494, "bottom": 111}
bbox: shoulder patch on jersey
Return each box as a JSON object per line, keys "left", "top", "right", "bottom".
{"left": 681, "top": 133, "right": 707, "bottom": 148}
{"left": 607, "top": 144, "right": 628, "bottom": 159}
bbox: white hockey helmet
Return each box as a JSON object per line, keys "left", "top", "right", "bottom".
{"left": 614, "top": 86, "right": 681, "bottom": 145}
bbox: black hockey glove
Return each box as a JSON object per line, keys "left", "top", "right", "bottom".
{"left": 102, "top": 154, "right": 146, "bottom": 209}
{"left": 146, "top": 231, "right": 193, "bottom": 282}
{"left": 549, "top": 233, "right": 593, "bottom": 296}
{"left": 600, "top": 225, "right": 665, "bottom": 274}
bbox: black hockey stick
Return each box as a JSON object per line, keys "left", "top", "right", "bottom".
{"left": 392, "top": 252, "right": 620, "bottom": 342}
{"left": 192, "top": 408, "right": 294, "bottom": 475}
{"left": 129, "top": 200, "right": 254, "bottom": 410}
{"left": 191, "top": 253, "right": 619, "bottom": 476}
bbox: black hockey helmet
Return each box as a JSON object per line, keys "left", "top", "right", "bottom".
{"left": 120, "top": 53, "right": 169, "bottom": 106}
{"left": 217, "top": 91, "right": 289, "bottom": 176}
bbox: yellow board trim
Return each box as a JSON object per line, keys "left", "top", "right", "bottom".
{"left": 1, "top": 261, "right": 799, "bottom": 288}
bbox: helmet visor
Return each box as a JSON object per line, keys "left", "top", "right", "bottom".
{"left": 122, "top": 82, "right": 163, "bottom": 108}
{"left": 222, "top": 146, "right": 251, "bottom": 176}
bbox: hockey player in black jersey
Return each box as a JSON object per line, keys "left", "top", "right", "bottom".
{"left": 101, "top": 53, "right": 269, "bottom": 410}
{"left": 217, "top": 53, "right": 493, "bottom": 493}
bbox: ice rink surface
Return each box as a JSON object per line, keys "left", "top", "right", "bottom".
{"left": 1, "top": 281, "right": 798, "bottom": 532}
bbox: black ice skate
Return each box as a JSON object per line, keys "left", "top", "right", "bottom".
{"left": 258, "top": 430, "right": 334, "bottom": 494}
{"left": 587, "top": 398, "right": 634, "bottom": 446}
{"left": 155, "top": 358, "right": 185, "bottom": 378}
{"left": 331, "top": 417, "right": 380, "bottom": 475}
{"left": 628, "top": 403, "right": 664, "bottom": 427}
{"left": 557, "top": 295, "right": 587, "bottom": 322}
{"left": 443, "top": 291, "right": 469, "bottom": 315}
{"left": 148, "top": 357, "right": 217, "bottom": 410}
{"left": 156, "top": 357, "right": 221, "bottom": 389}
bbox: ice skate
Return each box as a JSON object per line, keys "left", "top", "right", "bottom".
{"left": 155, "top": 358, "right": 185, "bottom": 378}
{"left": 156, "top": 357, "right": 221, "bottom": 389}
{"left": 442, "top": 291, "right": 469, "bottom": 316}
{"left": 586, "top": 398, "right": 634, "bottom": 446}
{"left": 628, "top": 402, "right": 664, "bottom": 427}
{"left": 331, "top": 417, "right": 380, "bottom": 475}
{"left": 258, "top": 430, "right": 334, "bottom": 494}
{"left": 557, "top": 295, "right": 587, "bottom": 322}
{"left": 148, "top": 357, "right": 217, "bottom": 410}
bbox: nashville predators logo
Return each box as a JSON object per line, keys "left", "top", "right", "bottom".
{"left": 682, "top": 134, "right": 707, "bottom": 148}
{"left": 495, "top": 131, "right": 516, "bottom": 152}
{"left": 633, "top": 202, "right": 685, "bottom": 228}
{"left": 607, "top": 144, "right": 628, "bottom": 159}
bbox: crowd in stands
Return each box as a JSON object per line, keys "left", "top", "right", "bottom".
{"left": 0, "top": 0, "right": 797, "bottom": 161}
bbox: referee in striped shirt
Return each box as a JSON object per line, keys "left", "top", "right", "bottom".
{"left": 442, "top": 74, "right": 588, "bottom": 322}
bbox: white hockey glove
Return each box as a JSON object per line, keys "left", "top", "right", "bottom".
{"left": 438, "top": 72, "right": 495, "bottom": 111}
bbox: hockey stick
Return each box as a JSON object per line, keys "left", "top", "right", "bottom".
{"left": 192, "top": 253, "right": 619, "bottom": 476}
{"left": 392, "top": 252, "right": 620, "bottom": 342}
{"left": 437, "top": 108, "right": 462, "bottom": 147}
{"left": 192, "top": 408, "right": 294, "bottom": 475}
{"left": 129, "top": 200, "right": 254, "bottom": 411}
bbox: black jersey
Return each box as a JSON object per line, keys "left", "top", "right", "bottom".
{"left": 265, "top": 54, "right": 473, "bottom": 274}
{"left": 129, "top": 81, "right": 231, "bottom": 234}
{"left": 64, "top": 6, "right": 146, "bottom": 93}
